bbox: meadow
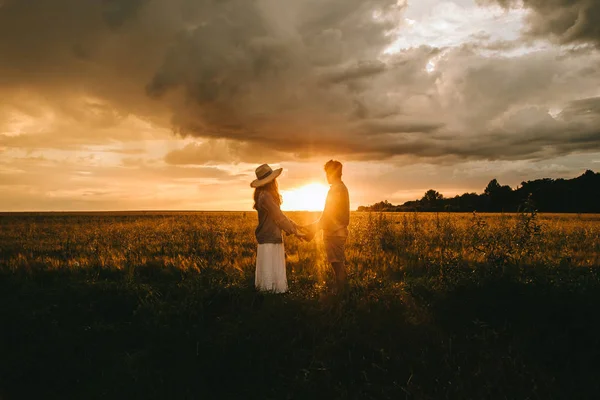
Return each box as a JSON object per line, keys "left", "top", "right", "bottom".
{"left": 1, "top": 211, "right": 599, "bottom": 399}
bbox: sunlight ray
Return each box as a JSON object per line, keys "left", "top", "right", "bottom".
{"left": 281, "top": 182, "right": 329, "bottom": 211}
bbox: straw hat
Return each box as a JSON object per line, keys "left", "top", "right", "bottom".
{"left": 250, "top": 164, "right": 283, "bottom": 188}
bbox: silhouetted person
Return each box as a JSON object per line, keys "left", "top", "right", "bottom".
{"left": 251, "top": 164, "right": 305, "bottom": 293}
{"left": 308, "top": 160, "right": 350, "bottom": 292}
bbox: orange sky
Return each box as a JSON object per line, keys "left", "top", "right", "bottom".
{"left": 1, "top": 0, "right": 599, "bottom": 211}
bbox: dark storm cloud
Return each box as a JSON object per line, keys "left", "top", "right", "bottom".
{"left": 144, "top": 0, "right": 408, "bottom": 154}
{"left": 443, "top": 99, "right": 600, "bottom": 161}
{"left": 362, "top": 120, "right": 445, "bottom": 135}
{"left": 102, "top": 0, "right": 148, "bottom": 28}
{"left": 321, "top": 60, "right": 387, "bottom": 84}
{"left": 1, "top": 0, "right": 600, "bottom": 165}
{"left": 480, "top": 0, "right": 600, "bottom": 46}
{"left": 0, "top": 0, "right": 173, "bottom": 126}
{"left": 559, "top": 96, "right": 600, "bottom": 118}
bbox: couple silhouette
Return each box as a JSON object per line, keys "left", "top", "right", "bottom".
{"left": 251, "top": 160, "right": 350, "bottom": 294}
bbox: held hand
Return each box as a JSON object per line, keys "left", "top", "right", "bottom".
{"left": 297, "top": 225, "right": 316, "bottom": 242}
{"left": 295, "top": 230, "right": 307, "bottom": 239}
{"left": 307, "top": 222, "right": 319, "bottom": 234}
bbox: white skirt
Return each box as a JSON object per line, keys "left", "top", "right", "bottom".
{"left": 255, "top": 243, "right": 288, "bottom": 293}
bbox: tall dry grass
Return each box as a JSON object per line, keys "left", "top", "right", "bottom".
{"left": 1, "top": 211, "right": 599, "bottom": 399}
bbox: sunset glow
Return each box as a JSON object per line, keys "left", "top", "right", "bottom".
{"left": 0, "top": 0, "right": 599, "bottom": 211}
{"left": 281, "top": 183, "right": 329, "bottom": 211}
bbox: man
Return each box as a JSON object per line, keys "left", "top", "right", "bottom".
{"left": 305, "top": 160, "right": 350, "bottom": 292}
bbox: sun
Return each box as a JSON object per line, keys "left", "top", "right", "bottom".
{"left": 281, "top": 182, "right": 329, "bottom": 211}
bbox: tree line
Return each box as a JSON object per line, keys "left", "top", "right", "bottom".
{"left": 357, "top": 170, "right": 600, "bottom": 213}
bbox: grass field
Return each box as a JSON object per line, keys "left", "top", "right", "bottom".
{"left": 1, "top": 211, "right": 600, "bottom": 399}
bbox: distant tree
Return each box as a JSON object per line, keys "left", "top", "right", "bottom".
{"left": 583, "top": 169, "right": 595, "bottom": 178}
{"left": 421, "top": 189, "right": 444, "bottom": 210}
{"left": 484, "top": 179, "right": 513, "bottom": 211}
{"left": 359, "top": 200, "right": 396, "bottom": 212}
{"left": 372, "top": 200, "right": 392, "bottom": 211}
{"left": 457, "top": 192, "right": 480, "bottom": 211}
{"left": 356, "top": 170, "right": 599, "bottom": 213}
{"left": 422, "top": 189, "right": 443, "bottom": 202}
{"left": 484, "top": 179, "right": 501, "bottom": 196}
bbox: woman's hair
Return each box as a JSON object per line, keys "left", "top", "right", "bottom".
{"left": 253, "top": 179, "right": 282, "bottom": 210}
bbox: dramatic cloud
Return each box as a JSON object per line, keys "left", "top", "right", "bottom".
{"left": 2, "top": 0, "right": 600, "bottom": 162}
{"left": 480, "top": 0, "right": 600, "bottom": 46}
{"left": 1, "top": 0, "right": 599, "bottom": 210}
{"left": 145, "top": 0, "right": 412, "bottom": 157}
{"left": 136, "top": 0, "right": 600, "bottom": 161}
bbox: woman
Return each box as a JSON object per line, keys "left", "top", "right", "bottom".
{"left": 251, "top": 163, "right": 304, "bottom": 293}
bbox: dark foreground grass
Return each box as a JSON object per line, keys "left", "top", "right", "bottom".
{"left": 1, "top": 212, "right": 600, "bottom": 399}
{"left": 2, "top": 266, "right": 600, "bottom": 399}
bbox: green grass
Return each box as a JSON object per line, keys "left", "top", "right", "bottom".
{"left": 1, "top": 212, "right": 599, "bottom": 399}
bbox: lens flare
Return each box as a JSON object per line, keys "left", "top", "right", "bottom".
{"left": 281, "top": 183, "right": 329, "bottom": 211}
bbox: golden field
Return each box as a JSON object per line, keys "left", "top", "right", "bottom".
{"left": 1, "top": 211, "right": 599, "bottom": 399}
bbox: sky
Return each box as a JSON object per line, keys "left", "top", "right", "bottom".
{"left": 1, "top": 0, "right": 599, "bottom": 211}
